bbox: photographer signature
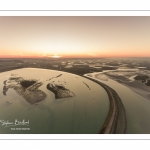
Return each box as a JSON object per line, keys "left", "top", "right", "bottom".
{"left": 0, "top": 119, "right": 29, "bottom": 128}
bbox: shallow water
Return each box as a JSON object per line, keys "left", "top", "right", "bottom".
{"left": 0, "top": 68, "right": 109, "bottom": 134}
{"left": 85, "top": 72, "right": 150, "bottom": 134}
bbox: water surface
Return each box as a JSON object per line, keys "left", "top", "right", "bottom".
{"left": 0, "top": 68, "right": 109, "bottom": 134}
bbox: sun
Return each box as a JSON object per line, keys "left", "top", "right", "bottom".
{"left": 51, "top": 54, "right": 61, "bottom": 58}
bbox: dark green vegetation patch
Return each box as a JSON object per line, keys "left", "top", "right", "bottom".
{"left": 134, "top": 75, "right": 149, "bottom": 81}
{"left": 20, "top": 80, "right": 36, "bottom": 89}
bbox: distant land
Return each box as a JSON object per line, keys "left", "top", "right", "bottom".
{"left": 1, "top": 57, "right": 150, "bottom": 74}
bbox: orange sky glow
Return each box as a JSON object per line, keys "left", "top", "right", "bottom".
{"left": 0, "top": 16, "right": 150, "bottom": 58}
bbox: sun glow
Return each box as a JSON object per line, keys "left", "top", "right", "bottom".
{"left": 1, "top": 17, "right": 150, "bottom": 58}
{"left": 51, "top": 54, "right": 61, "bottom": 58}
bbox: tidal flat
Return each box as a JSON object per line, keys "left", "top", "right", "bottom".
{"left": 85, "top": 72, "right": 150, "bottom": 133}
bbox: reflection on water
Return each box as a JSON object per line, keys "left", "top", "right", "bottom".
{"left": 0, "top": 68, "right": 109, "bottom": 134}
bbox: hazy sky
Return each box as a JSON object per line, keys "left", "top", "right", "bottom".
{"left": 0, "top": 16, "right": 150, "bottom": 58}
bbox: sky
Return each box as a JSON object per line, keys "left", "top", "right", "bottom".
{"left": 0, "top": 16, "right": 150, "bottom": 58}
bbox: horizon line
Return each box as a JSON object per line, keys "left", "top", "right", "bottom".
{"left": 0, "top": 56, "right": 150, "bottom": 59}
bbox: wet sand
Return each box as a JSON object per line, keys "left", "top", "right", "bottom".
{"left": 90, "top": 72, "right": 150, "bottom": 133}
{"left": 84, "top": 76, "right": 126, "bottom": 134}
{"left": 119, "top": 80, "right": 150, "bottom": 101}
{"left": 104, "top": 74, "right": 150, "bottom": 101}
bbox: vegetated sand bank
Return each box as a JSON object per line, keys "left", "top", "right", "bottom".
{"left": 3, "top": 76, "right": 46, "bottom": 105}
